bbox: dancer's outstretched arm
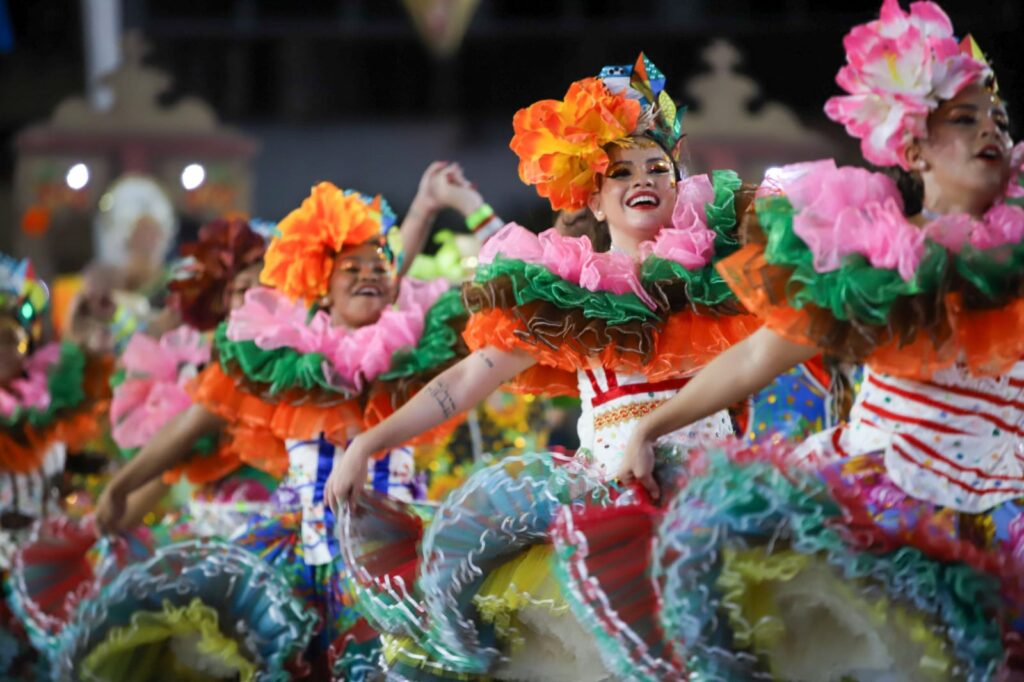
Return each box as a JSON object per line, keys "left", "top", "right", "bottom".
{"left": 325, "top": 346, "right": 535, "bottom": 510}
{"left": 95, "top": 405, "right": 224, "bottom": 533}
{"left": 621, "top": 327, "right": 816, "bottom": 499}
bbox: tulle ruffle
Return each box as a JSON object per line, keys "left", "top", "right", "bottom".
{"left": 110, "top": 326, "right": 209, "bottom": 451}
{"left": 233, "top": 511, "right": 381, "bottom": 680}
{"left": 339, "top": 453, "right": 611, "bottom": 678}
{"left": 79, "top": 598, "right": 259, "bottom": 681}
{"left": 655, "top": 450, "right": 1005, "bottom": 680}
{"left": 226, "top": 282, "right": 445, "bottom": 394}
{"left": 461, "top": 305, "right": 757, "bottom": 395}
{"left": 0, "top": 346, "right": 111, "bottom": 473}
{"left": 719, "top": 175, "right": 1024, "bottom": 378}
{"left": 187, "top": 362, "right": 362, "bottom": 478}
{"left": 53, "top": 540, "right": 317, "bottom": 682}
{"left": 8, "top": 517, "right": 154, "bottom": 656}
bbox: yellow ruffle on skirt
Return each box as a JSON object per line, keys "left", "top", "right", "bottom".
{"left": 718, "top": 548, "right": 954, "bottom": 681}
{"left": 81, "top": 598, "right": 258, "bottom": 682}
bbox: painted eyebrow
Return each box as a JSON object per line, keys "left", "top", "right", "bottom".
{"left": 947, "top": 103, "right": 979, "bottom": 112}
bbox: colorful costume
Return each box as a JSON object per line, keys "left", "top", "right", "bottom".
{"left": 182, "top": 184, "right": 469, "bottom": 679}
{"left": 559, "top": 4, "right": 1023, "bottom": 679}
{"left": 340, "top": 55, "right": 763, "bottom": 680}
{"left": 0, "top": 256, "right": 115, "bottom": 676}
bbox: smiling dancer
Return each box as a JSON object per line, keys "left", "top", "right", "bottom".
{"left": 330, "top": 54, "right": 761, "bottom": 680}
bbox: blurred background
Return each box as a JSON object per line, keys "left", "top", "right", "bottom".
{"left": 0, "top": 0, "right": 1020, "bottom": 279}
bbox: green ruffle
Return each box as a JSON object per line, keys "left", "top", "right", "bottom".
{"left": 706, "top": 169, "right": 743, "bottom": 256}
{"left": 754, "top": 195, "right": 1024, "bottom": 325}
{"left": 2, "top": 341, "right": 87, "bottom": 430}
{"left": 212, "top": 324, "right": 344, "bottom": 398}
{"left": 472, "top": 257, "right": 660, "bottom": 324}
{"left": 381, "top": 288, "right": 467, "bottom": 381}
{"left": 471, "top": 170, "right": 745, "bottom": 321}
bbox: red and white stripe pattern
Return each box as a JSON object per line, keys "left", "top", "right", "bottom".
{"left": 576, "top": 364, "right": 734, "bottom": 479}
{"left": 801, "top": 364, "right": 1024, "bottom": 513}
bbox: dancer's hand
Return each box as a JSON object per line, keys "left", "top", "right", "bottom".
{"left": 429, "top": 164, "right": 484, "bottom": 217}
{"left": 325, "top": 437, "right": 372, "bottom": 512}
{"left": 411, "top": 161, "right": 449, "bottom": 215}
{"left": 618, "top": 424, "right": 659, "bottom": 501}
{"left": 95, "top": 480, "right": 127, "bottom": 534}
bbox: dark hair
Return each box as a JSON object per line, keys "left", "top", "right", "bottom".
{"left": 555, "top": 209, "right": 611, "bottom": 252}
{"left": 885, "top": 166, "right": 924, "bottom": 217}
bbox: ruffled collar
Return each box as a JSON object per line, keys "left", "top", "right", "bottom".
{"left": 227, "top": 278, "right": 449, "bottom": 393}
{"left": 769, "top": 152, "right": 1024, "bottom": 281}
{"left": 0, "top": 343, "right": 61, "bottom": 419}
{"left": 478, "top": 173, "right": 720, "bottom": 309}
{"left": 110, "top": 326, "right": 210, "bottom": 450}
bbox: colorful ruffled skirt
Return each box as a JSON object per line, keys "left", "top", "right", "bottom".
{"left": 554, "top": 448, "right": 1013, "bottom": 681}
{"left": 234, "top": 510, "right": 381, "bottom": 680}
{"left": 340, "top": 451, "right": 683, "bottom": 681}
{"left": 51, "top": 539, "right": 316, "bottom": 682}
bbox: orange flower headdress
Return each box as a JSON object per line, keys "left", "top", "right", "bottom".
{"left": 510, "top": 53, "right": 686, "bottom": 211}
{"left": 260, "top": 182, "right": 397, "bottom": 303}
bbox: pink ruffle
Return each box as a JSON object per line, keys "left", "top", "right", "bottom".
{"left": 110, "top": 326, "right": 211, "bottom": 450}
{"left": 0, "top": 343, "right": 61, "bottom": 419}
{"left": 774, "top": 159, "right": 1024, "bottom": 280}
{"left": 638, "top": 174, "right": 716, "bottom": 269}
{"left": 227, "top": 280, "right": 446, "bottom": 393}
{"left": 480, "top": 188, "right": 721, "bottom": 310}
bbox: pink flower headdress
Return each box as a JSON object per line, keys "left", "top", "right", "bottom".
{"left": 824, "top": 0, "right": 993, "bottom": 169}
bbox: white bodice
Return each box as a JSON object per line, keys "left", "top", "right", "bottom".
{"left": 576, "top": 365, "right": 734, "bottom": 479}
{"left": 268, "top": 437, "right": 418, "bottom": 566}
{"left": 800, "top": 363, "right": 1024, "bottom": 513}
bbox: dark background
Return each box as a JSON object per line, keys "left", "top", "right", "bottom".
{"left": 1, "top": 0, "right": 1021, "bottom": 246}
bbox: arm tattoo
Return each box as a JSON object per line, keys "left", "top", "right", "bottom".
{"left": 475, "top": 350, "right": 495, "bottom": 369}
{"left": 428, "top": 379, "right": 458, "bottom": 419}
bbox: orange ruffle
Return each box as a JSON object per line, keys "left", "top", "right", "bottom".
{"left": 718, "top": 244, "right": 1024, "bottom": 380}
{"left": 461, "top": 307, "right": 759, "bottom": 395}
{"left": 163, "top": 441, "right": 243, "bottom": 486}
{"left": 0, "top": 353, "right": 111, "bottom": 473}
{"left": 188, "top": 363, "right": 364, "bottom": 478}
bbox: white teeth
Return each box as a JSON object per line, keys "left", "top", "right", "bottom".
{"left": 627, "top": 195, "right": 658, "bottom": 208}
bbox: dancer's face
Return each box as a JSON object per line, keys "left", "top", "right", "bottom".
{"left": 325, "top": 242, "right": 397, "bottom": 329}
{"left": 226, "top": 261, "right": 263, "bottom": 312}
{"left": 908, "top": 82, "right": 1013, "bottom": 214}
{"left": 588, "top": 139, "right": 677, "bottom": 245}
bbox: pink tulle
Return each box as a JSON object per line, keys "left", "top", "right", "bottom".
{"left": 638, "top": 174, "right": 717, "bottom": 269}
{"left": 480, "top": 191, "right": 720, "bottom": 310}
{"left": 775, "top": 159, "right": 1024, "bottom": 280}
{"left": 824, "top": 0, "right": 988, "bottom": 169}
{"left": 110, "top": 326, "right": 211, "bottom": 450}
{"left": 227, "top": 280, "right": 447, "bottom": 393}
{"left": 0, "top": 343, "right": 61, "bottom": 419}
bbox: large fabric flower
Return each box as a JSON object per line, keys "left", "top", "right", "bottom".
{"left": 824, "top": 0, "right": 988, "bottom": 168}
{"left": 260, "top": 182, "right": 390, "bottom": 303}
{"left": 510, "top": 78, "right": 640, "bottom": 211}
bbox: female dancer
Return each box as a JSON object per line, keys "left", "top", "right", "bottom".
{"left": 614, "top": 1, "right": 1024, "bottom": 678}
{"left": 328, "top": 54, "right": 759, "bottom": 680}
